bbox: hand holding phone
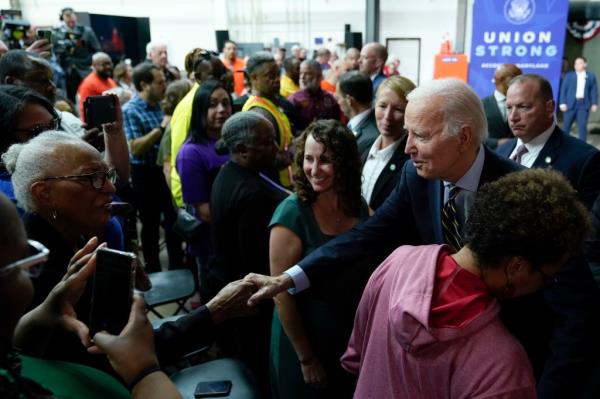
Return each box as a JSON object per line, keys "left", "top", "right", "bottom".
{"left": 90, "top": 296, "right": 160, "bottom": 387}
{"left": 33, "top": 29, "right": 53, "bottom": 57}
{"left": 89, "top": 248, "right": 136, "bottom": 335}
{"left": 35, "top": 28, "right": 52, "bottom": 41}
{"left": 84, "top": 95, "right": 118, "bottom": 128}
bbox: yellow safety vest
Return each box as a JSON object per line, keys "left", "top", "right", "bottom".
{"left": 242, "top": 96, "right": 294, "bottom": 188}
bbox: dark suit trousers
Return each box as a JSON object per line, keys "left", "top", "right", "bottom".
{"left": 563, "top": 100, "right": 590, "bottom": 141}
{"left": 131, "top": 163, "right": 183, "bottom": 272}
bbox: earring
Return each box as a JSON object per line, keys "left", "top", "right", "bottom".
{"left": 52, "top": 209, "right": 57, "bottom": 220}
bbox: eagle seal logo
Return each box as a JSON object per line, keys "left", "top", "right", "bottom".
{"left": 504, "top": 0, "right": 535, "bottom": 25}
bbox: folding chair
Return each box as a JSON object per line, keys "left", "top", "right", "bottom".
{"left": 144, "top": 269, "right": 195, "bottom": 318}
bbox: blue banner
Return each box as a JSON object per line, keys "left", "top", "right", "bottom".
{"left": 468, "top": 0, "right": 569, "bottom": 101}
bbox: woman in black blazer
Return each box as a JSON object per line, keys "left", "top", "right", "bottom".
{"left": 361, "top": 75, "right": 416, "bottom": 210}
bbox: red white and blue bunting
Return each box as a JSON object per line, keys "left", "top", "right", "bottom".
{"left": 567, "top": 21, "right": 600, "bottom": 41}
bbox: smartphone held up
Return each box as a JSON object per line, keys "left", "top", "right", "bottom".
{"left": 89, "top": 247, "right": 138, "bottom": 336}
{"left": 83, "top": 95, "right": 117, "bottom": 128}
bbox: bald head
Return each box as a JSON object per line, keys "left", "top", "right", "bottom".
{"left": 92, "top": 52, "right": 113, "bottom": 79}
{"left": 494, "top": 64, "right": 522, "bottom": 95}
{"left": 92, "top": 52, "right": 110, "bottom": 64}
{"left": 359, "top": 43, "right": 387, "bottom": 76}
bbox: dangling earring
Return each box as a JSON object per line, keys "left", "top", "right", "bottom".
{"left": 52, "top": 209, "right": 58, "bottom": 220}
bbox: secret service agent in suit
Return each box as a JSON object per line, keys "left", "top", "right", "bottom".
{"left": 497, "top": 74, "right": 600, "bottom": 398}
{"left": 361, "top": 75, "right": 415, "bottom": 210}
{"left": 559, "top": 56, "right": 598, "bottom": 142}
{"left": 246, "top": 78, "right": 599, "bottom": 399}
{"left": 335, "top": 70, "right": 379, "bottom": 155}
{"left": 358, "top": 42, "right": 387, "bottom": 96}
{"left": 481, "top": 63, "right": 522, "bottom": 149}
{"left": 498, "top": 74, "right": 600, "bottom": 210}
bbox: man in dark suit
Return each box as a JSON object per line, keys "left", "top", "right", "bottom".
{"left": 335, "top": 71, "right": 379, "bottom": 155}
{"left": 248, "top": 78, "right": 600, "bottom": 398}
{"left": 358, "top": 42, "right": 387, "bottom": 96}
{"left": 481, "top": 63, "right": 522, "bottom": 149}
{"left": 497, "top": 73, "right": 600, "bottom": 398}
{"left": 559, "top": 56, "right": 598, "bottom": 142}
{"left": 499, "top": 74, "right": 600, "bottom": 209}
{"left": 248, "top": 78, "right": 517, "bottom": 289}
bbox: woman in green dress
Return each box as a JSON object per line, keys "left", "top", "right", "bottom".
{"left": 269, "top": 119, "right": 368, "bottom": 398}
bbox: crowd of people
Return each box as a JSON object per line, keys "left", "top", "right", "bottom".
{"left": 1, "top": 6, "right": 600, "bottom": 399}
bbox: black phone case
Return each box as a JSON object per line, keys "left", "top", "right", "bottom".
{"left": 84, "top": 95, "right": 117, "bottom": 127}
{"left": 89, "top": 248, "right": 136, "bottom": 336}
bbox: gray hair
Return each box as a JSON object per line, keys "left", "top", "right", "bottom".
{"left": 301, "top": 59, "right": 322, "bottom": 75}
{"left": 146, "top": 41, "right": 167, "bottom": 57}
{"left": 216, "top": 112, "right": 271, "bottom": 154}
{"left": 246, "top": 51, "right": 275, "bottom": 75}
{"left": 406, "top": 78, "right": 488, "bottom": 144}
{"left": 1, "top": 130, "right": 91, "bottom": 212}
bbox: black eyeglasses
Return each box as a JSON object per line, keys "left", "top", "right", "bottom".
{"left": 41, "top": 169, "right": 118, "bottom": 190}
{"left": 0, "top": 240, "right": 49, "bottom": 278}
{"left": 14, "top": 117, "right": 61, "bottom": 137}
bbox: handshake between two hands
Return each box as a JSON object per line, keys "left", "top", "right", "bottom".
{"left": 24, "top": 237, "right": 292, "bottom": 383}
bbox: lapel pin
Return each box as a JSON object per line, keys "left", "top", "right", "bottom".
{"left": 390, "top": 164, "right": 396, "bottom": 171}
{"left": 544, "top": 156, "right": 552, "bottom": 164}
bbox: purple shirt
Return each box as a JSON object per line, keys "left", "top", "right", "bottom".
{"left": 287, "top": 88, "right": 341, "bottom": 130}
{"left": 177, "top": 139, "right": 229, "bottom": 205}
{"left": 176, "top": 139, "right": 229, "bottom": 256}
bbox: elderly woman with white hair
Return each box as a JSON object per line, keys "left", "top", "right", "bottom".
{"left": 2, "top": 130, "right": 118, "bottom": 368}
{"left": 209, "top": 111, "right": 289, "bottom": 397}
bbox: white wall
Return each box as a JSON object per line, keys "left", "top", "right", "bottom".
{"left": 16, "top": 0, "right": 459, "bottom": 81}
{"left": 380, "top": 0, "right": 459, "bottom": 83}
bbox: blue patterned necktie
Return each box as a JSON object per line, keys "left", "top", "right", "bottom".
{"left": 511, "top": 144, "right": 528, "bottom": 164}
{"left": 442, "top": 185, "right": 462, "bottom": 252}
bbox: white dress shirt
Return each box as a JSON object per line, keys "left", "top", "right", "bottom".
{"left": 509, "top": 123, "right": 555, "bottom": 168}
{"left": 576, "top": 71, "right": 587, "bottom": 99}
{"left": 348, "top": 108, "right": 371, "bottom": 134}
{"left": 361, "top": 136, "right": 402, "bottom": 204}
